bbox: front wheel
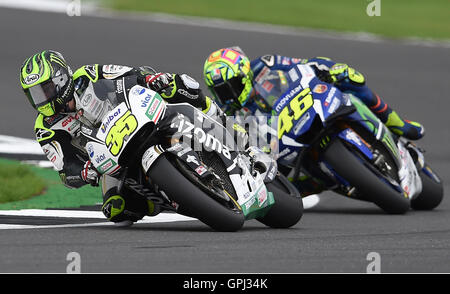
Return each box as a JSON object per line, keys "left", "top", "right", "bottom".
{"left": 256, "top": 174, "right": 303, "bottom": 228}
{"left": 411, "top": 165, "right": 444, "bottom": 210}
{"left": 323, "top": 139, "right": 410, "bottom": 214}
{"left": 148, "top": 155, "right": 245, "bottom": 231}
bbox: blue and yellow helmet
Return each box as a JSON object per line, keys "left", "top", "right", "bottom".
{"left": 203, "top": 47, "right": 253, "bottom": 108}
{"left": 20, "top": 50, "right": 74, "bottom": 117}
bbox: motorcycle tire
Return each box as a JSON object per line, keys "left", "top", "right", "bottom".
{"left": 148, "top": 154, "right": 245, "bottom": 232}
{"left": 411, "top": 165, "right": 444, "bottom": 210}
{"left": 323, "top": 139, "right": 410, "bottom": 214}
{"left": 256, "top": 173, "right": 303, "bottom": 228}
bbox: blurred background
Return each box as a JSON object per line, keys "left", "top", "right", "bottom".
{"left": 0, "top": 0, "right": 449, "bottom": 139}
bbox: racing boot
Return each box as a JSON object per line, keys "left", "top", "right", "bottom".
{"left": 369, "top": 93, "right": 425, "bottom": 140}
{"left": 101, "top": 194, "right": 157, "bottom": 227}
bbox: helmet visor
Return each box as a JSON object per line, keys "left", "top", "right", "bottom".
{"left": 212, "top": 76, "right": 245, "bottom": 105}
{"left": 25, "top": 79, "right": 58, "bottom": 108}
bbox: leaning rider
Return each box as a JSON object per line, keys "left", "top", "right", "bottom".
{"left": 20, "top": 50, "right": 221, "bottom": 226}
{"left": 203, "top": 46, "right": 425, "bottom": 195}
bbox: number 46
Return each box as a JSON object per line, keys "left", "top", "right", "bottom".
{"left": 277, "top": 87, "right": 314, "bottom": 139}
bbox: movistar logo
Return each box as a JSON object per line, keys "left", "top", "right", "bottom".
{"left": 274, "top": 84, "right": 303, "bottom": 113}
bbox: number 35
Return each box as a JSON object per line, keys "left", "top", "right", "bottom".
{"left": 105, "top": 110, "right": 138, "bottom": 156}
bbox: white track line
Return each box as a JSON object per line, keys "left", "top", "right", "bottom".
{"left": 0, "top": 209, "right": 106, "bottom": 218}
{"left": 0, "top": 135, "right": 43, "bottom": 155}
{"left": 0, "top": 210, "right": 197, "bottom": 230}
{"left": 0, "top": 194, "right": 319, "bottom": 230}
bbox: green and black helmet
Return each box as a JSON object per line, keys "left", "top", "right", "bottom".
{"left": 20, "top": 50, "right": 74, "bottom": 116}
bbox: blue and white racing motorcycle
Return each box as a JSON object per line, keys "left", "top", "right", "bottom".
{"left": 254, "top": 64, "right": 443, "bottom": 213}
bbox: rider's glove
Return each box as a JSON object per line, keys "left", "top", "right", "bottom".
{"left": 81, "top": 160, "right": 100, "bottom": 186}
{"left": 145, "top": 73, "right": 174, "bottom": 93}
{"left": 329, "top": 63, "right": 349, "bottom": 83}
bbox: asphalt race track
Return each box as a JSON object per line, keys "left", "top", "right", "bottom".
{"left": 0, "top": 7, "right": 449, "bottom": 273}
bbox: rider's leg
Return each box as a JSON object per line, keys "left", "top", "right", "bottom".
{"left": 332, "top": 66, "right": 424, "bottom": 140}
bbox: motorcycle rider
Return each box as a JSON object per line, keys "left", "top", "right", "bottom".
{"left": 203, "top": 46, "right": 425, "bottom": 195}
{"left": 20, "top": 50, "right": 222, "bottom": 226}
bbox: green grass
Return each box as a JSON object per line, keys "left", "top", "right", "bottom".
{"left": 0, "top": 159, "right": 46, "bottom": 204}
{"left": 107, "top": 0, "right": 450, "bottom": 40}
{"left": 0, "top": 158, "right": 100, "bottom": 210}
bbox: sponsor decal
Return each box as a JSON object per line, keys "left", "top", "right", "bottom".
{"left": 328, "top": 97, "right": 341, "bottom": 113}
{"left": 277, "top": 147, "right": 291, "bottom": 158}
{"left": 141, "top": 146, "right": 162, "bottom": 172}
{"left": 95, "top": 153, "right": 106, "bottom": 164}
{"left": 262, "top": 81, "right": 274, "bottom": 93}
{"left": 42, "top": 141, "right": 64, "bottom": 171}
{"left": 274, "top": 84, "right": 303, "bottom": 113}
{"left": 257, "top": 188, "right": 268, "bottom": 207}
{"left": 35, "top": 128, "right": 52, "bottom": 141}
{"left": 245, "top": 197, "right": 256, "bottom": 210}
{"left": 283, "top": 151, "right": 298, "bottom": 162}
{"left": 24, "top": 74, "right": 40, "bottom": 85}
{"left": 173, "top": 117, "right": 231, "bottom": 160}
{"left": 281, "top": 57, "right": 291, "bottom": 66}
{"left": 195, "top": 165, "right": 207, "bottom": 176}
{"left": 293, "top": 112, "right": 311, "bottom": 135}
{"left": 145, "top": 96, "right": 163, "bottom": 122}
{"left": 116, "top": 80, "right": 123, "bottom": 94}
{"left": 140, "top": 93, "right": 153, "bottom": 108}
{"left": 345, "top": 130, "right": 362, "bottom": 146}
{"left": 81, "top": 93, "right": 92, "bottom": 107}
{"left": 324, "top": 87, "right": 336, "bottom": 107}
{"left": 81, "top": 125, "right": 93, "bottom": 136}
{"left": 61, "top": 114, "right": 80, "bottom": 128}
{"left": 186, "top": 155, "right": 200, "bottom": 166}
{"left": 177, "top": 89, "right": 198, "bottom": 100}
{"left": 261, "top": 55, "right": 275, "bottom": 67}
{"left": 85, "top": 65, "right": 97, "bottom": 78}
{"left": 100, "top": 108, "right": 121, "bottom": 133}
{"left": 98, "top": 158, "right": 118, "bottom": 173}
{"left": 131, "top": 86, "right": 146, "bottom": 96}
{"left": 313, "top": 84, "right": 328, "bottom": 94}
{"left": 211, "top": 68, "right": 222, "bottom": 81}
{"left": 87, "top": 144, "right": 94, "bottom": 158}
{"left": 288, "top": 67, "right": 299, "bottom": 82}
{"left": 255, "top": 66, "right": 270, "bottom": 84}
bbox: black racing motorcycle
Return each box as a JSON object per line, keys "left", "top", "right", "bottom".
{"left": 77, "top": 76, "right": 303, "bottom": 231}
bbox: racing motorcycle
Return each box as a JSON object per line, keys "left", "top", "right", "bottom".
{"left": 253, "top": 64, "right": 443, "bottom": 213}
{"left": 76, "top": 76, "right": 303, "bottom": 231}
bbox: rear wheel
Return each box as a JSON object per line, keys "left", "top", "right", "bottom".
{"left": 148, "top": 154, "right": 244, "bottom": 231}
{"left": 323, "top": 139, "right": 410, "bottom": 214}
{"left": 256, "top": 174, "right": 303, "bottom": 228}
{"left": 411, "top": 165, "right": 444, "bottom": 210}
